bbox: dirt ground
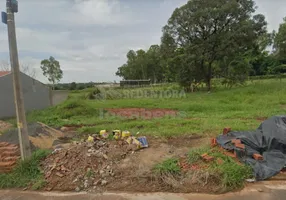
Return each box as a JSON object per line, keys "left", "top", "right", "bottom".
{"left": 106, "top": 108, "right": 178, "bottom": 119}
{"left": 0, "top": 122, "right": 70, "bottom": 150}
{"left": 0, "top": 120, "right": 13, "bottom": 134}
{"left": 41, "top": 135, "right": 218, "bottom": 193}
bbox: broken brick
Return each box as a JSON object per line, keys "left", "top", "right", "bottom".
{"left": 235, "top": 143, "right": 245, "bottom": 149}
{"left": 253, "top": 153, "right": 263, "bottom": 160}
{"left": 211, "top": 138, "right": 217, "bottom": 147}
{"left": 231, "top": 139, "right": 241, "bottom": 144}
{"left": 203, "top": 155, "right": 214, "bottom": 162}
{"left": 223, "top": 127, "right": 231, "bottom": 135}
{"left": 201, "top": 153, "right": 208, "bottom": 158}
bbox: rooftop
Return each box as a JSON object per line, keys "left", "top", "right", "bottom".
{"left": 0, "top": 71, "right": 11, "bottom": 77}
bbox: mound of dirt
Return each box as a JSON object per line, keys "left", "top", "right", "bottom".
{"left": 106, "top": 108, "right": 178, "bottom": 119}
{"left": 41, "top": 136, "right": 218, "bottom": 193}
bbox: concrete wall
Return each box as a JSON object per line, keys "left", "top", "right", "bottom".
{"left": 51, "top": 90, "right": 70, "bottom": 106}
{"left": 0, "top": 73, "right": 51, "bottom": 119}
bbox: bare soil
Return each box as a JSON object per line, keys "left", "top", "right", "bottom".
{"left": 105, "top": 108, "right": 178, "bottom": 119}
{"left": 41, "top": 135, "right": 221, "bottom": 193}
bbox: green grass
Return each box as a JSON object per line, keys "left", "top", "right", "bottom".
{"left": 22, "top": 79, "right": 286, "bottom": 136}
{"left": 154, "top": 158, "right": 181, "bottom": 175}
{"left": 0, "top": 149, "right": 50, "bottom": 189}
{"left": 188, "top": 147, "right": 253, "bottom": 190}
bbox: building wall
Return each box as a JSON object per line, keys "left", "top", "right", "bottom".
{"left": 0, "top": 73, "right": 51, "bottom": 119}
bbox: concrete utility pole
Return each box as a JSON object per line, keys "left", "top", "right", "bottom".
{"left": 6, "top": 0, "right": 31, "bottom": 159}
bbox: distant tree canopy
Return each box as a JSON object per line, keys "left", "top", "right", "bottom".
{"left": 116, "top": 0, "right": 286, "bottom": 91}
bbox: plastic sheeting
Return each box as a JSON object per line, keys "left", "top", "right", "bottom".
{"left": 216, "top": 116, "right": 286, "bottom": 180}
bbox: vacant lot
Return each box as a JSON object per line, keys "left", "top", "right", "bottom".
{"left": 25, "top": 79, "right": 286, "bottom": 137}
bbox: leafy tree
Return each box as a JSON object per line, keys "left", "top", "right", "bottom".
{"left": 116, "top": 45, "right": 165, "bottom": 83}
{"left": 274, "top": 18, "right": 286, "bottom": 62}
{"left": 162, "top": 0, "right": 267, "bottom": 91}
{"left": 40, "top": 56, "right": 63, "bottom": 90}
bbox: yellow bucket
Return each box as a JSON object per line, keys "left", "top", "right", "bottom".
{"left": 122, "top": 131, "right": 131, "bottom": 138}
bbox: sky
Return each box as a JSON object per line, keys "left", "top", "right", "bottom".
{"left": 0, "top": 0, "right": 285, "bottom": 83}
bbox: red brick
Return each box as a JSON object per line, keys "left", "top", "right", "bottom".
{"left": 201, "top": 153, "right": 208, "bottom": 158}
{"left": 211, "top": 138, "right": 217, "bottom": 147}
{"left": 231, "top": 139, "right": 241, "bottom": 144}
{"left": 1, "top": 150, "right": 19, "bottom": 157}
{"left": 235, "top": 143, "right": 245, "bottom": 149}
{"left": 253, "top": 153, "right": 263, "bottom": 160}
{"left": 0, "top": 142, "right": 10, "bottom": 147}
{"left": 0, "top": 161, "right": 17, "bottom": 167}
{"left": 0, "top": 146, "right": 19, "bottom": 152}
{"left": 223, "top": 127, "right": 231, "bottom": 135}
{"left": 2, "top": 156, "right": 20, "bottom": 162}
{"left": 224, "top": 151, "right": 236, "bottom": 158}
{"left": 203, "top": 155, "right": 214, "bottom": 162}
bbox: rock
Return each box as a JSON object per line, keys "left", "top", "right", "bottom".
{"left": 99, "top": 170, "right": 105, "bottom": 175}
{"left": 101, "top": 180, "right": 108, "bottom": 186}
{"left": 257, "top": 188, "right": 264, "bottom": 192}
{"left": 75, "top": 187, "right": 81, "bottom": 192}
{"left": 55, "top": 172, "right": 64, "bottom": 178}
{"left": 103, "top": 154, "right": 108, "bottom": 160}
{"left": 72, "top": 178, "right": 78, "bottom": 183}
{"left": 106, "top": 165, "right": 111, "bottom": 170}
{"left": 60, "top": 127, "right": 69, "bottom": 132}
{"left": 84, "top": 180, "right": 89, "bottom": 188}
{"left": 97, "top": 141, "right": 105, "bottom": 147}
{"left": 93, "top": 179, "right": 101, "bottom": 186}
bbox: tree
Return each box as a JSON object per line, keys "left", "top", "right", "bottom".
{"left": 162, "top": 0, "right": 267, "bottom": 91}
{"left": 70, "top": 82, "right": 77, "bottom": 90}
{"left": 116, "top": 45, "right": 165, "bottom": 83}
{"left": 40, "top": 56, "right": 63, "bottom": 90}
{"left": 274, "top": 18, "right": 286, "bottom": 62}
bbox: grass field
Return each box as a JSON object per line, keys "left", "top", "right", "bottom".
{"left": 26, "top": 79, "right": 286, "bottom": 137}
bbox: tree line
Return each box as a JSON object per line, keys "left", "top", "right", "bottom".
{"left": 116, "top": 0, "right": 286, "bottom": 91}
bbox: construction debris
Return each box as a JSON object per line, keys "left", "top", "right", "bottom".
{"left": 216, "top": 116, "right": 286, "bottom": 181}
{"left": 42, "top": 132, "right": 149, "bottom": 191}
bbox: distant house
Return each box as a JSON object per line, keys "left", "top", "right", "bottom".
{"left": 0, "top": 71, "right": 52, "bottom": 119}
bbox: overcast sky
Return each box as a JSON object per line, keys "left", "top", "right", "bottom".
{"left": 0, "top": 0, "right": 285, "bottom": 83}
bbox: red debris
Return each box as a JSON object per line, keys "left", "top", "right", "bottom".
{"left": 223, "top": 127, "right": 231, "bottom": 135}
{"left": 235, "top": 143, "right": 245, "bottom": 149}
{"left": 231, "top": 139, "right": 241, "bottom": 144}
{"left": 253, "top": 153, "right": 263, "bottom": 160}
{"left": 211, "top": 138, "right": 217, "bottom": 147}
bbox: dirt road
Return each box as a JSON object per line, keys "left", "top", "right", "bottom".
{"left": 1, "top": 183, "right": 286, "bottom": 200}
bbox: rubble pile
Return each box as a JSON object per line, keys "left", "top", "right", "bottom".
{"left": 42, "top": 133, "right": 148, "bottom": 191}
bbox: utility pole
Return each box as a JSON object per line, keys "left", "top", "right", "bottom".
{"left": 6, "top": 0, "right": 31, "bottom": 159}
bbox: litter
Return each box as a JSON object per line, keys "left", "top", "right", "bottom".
{"left": 137, "top": 136, "right": 148, "bottom": 148}
{"left": 100, "top": 130, "right": 109, "bottom": 139}
{"left": 216, "top": 116, "right": 286, "bottom": 180}
{"left": 122, "top": 131, "right": 131, "bottom": 138}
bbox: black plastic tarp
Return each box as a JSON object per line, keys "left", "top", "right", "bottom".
{"left": 216, "top": 116, "right": 286, "bottom": 180}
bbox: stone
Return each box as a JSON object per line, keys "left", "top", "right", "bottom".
{"left": 75, "top": 187, "right": 81, "bottom": 192}
{"left": 101, "top": 180, "right": 108, "bottom": 186}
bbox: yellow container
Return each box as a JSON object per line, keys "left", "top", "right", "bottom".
{"left": 121, "top": 131, "right": 131, "bottom": 138}
{"left": 113, "top": 130, "right": 121, "bottom": 140}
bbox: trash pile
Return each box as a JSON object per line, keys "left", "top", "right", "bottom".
{"left": 214, "top": 116, "right": 286, "bottom": 181}
{"left": 42, "top": 130, "right": 148, "bottom": 191}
